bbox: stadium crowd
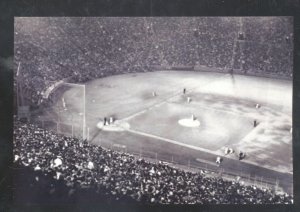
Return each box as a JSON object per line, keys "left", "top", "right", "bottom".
{"left": 13, "top": 119, "right": 293, "bottom": 204}
{"left": 14, "top": 17, "right": 292, "bottom": 107}
{"left": 12, "top": 18, "right": 294, "bottom": 204}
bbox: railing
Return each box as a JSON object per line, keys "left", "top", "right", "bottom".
{"left": 33, "top": 119, "right": 83, "bottom": 139}
{"left": 30, "top": 118, "right": 286, "bottom": 195}
{"left": 107, "top": 143, "right": 282, "bottom": 194}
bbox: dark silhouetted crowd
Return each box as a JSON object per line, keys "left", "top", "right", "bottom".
{"left": 13, "top": 119, "right": 293, "bottom": 204}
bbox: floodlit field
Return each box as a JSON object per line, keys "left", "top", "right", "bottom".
{"left": 34, "top": 71, "right": 293, "bottom": 194}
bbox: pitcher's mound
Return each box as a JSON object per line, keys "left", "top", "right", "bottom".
{"left": 97, "top": 120, "right": 130, "bottom": 131}
{"left": 178, "top": 118, "right": 201, "bottom": 127}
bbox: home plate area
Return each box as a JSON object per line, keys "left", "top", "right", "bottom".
{"left": 97, "top": 119, "right": 130, "bottom": 132}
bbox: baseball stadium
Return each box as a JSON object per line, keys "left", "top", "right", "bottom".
{"left": 13, "top": 17, "right": 293, "bottom": 204}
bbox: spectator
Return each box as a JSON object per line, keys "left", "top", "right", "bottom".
{"left": 13, "top": 118, "right": 293, "bottom": 204}
{"left": 14, "top": 17, "right": 292, "bottom": 108}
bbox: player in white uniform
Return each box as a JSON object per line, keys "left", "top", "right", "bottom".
{"left": 62, "top": 98, "right": 67, "bottom": 110}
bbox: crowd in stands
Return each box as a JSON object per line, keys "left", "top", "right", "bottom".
{"left": 12, "top": 17, "right": 294, "bottom": 204}
{"left": 14, "top": 17, "right": 293, "bottom": 107}
{"left": 243, "top": 17, "right": 293, "bottom": 45}
{"left": 234, "top": 17, "right": 293, "bottom": 76}
{"left": 13, "top": 119, "right": 293, "bottom": 204}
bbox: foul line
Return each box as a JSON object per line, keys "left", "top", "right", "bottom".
{"left": 126, "top": 128, "right": 218, "bottom": 155}
{"left": 126, "top": 127, "right": 291, "bottom": 174}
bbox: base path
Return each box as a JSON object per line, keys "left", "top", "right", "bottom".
{"left": 126, "top": 128, "right": 217, "bottom": 155}
{"left": 36, "top": 71, "right": 293, "bottom": 194}
{"left": 122, "top": 73, "right": 229, "bottom": 121}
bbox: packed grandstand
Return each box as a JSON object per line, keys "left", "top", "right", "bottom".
{"left": 13, "top": 119, "right": 293, "bottom": 204}
{"left": 13, "top": 17, "right": 293, "bottom": 204}
{"left": 14, "top": 17, "right": 292, "bottom": 107}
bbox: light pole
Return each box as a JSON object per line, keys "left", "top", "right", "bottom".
{"left": 83, "top": 84, "right": 86, "bottom": 139}
{"left": 63, "top": 82, "right": 86, "bottom": 140}
{"left": 16, "top": 62, "right": 21, "bottom": 109}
